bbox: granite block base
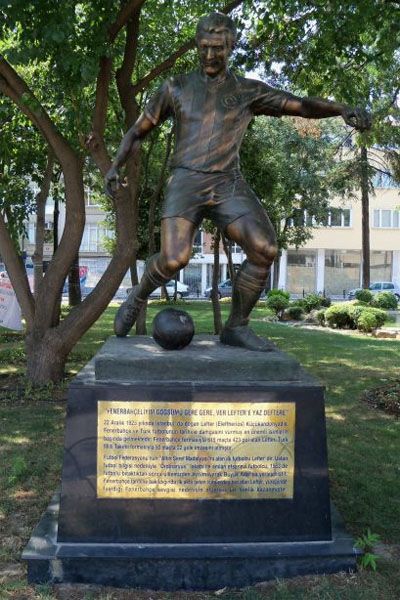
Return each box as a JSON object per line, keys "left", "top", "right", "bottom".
{"left": 23, "top": 335, "right": 358, "bottom": 589}
{"left": 23, "top": 493, "right": 358, "bottom": 590}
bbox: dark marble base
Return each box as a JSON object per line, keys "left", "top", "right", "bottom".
{"left": 57, "top": 369, "right": 332, "bottom": 543}
{"left": 23, "top": 337, "right": 358, "bottom": 589}
{"left": 23, "top": 493, "right": 358, "bottom": 590}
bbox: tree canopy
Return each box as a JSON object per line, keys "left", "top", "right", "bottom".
{"left": 0, "top": 0, "right": 399, "bottom": 383}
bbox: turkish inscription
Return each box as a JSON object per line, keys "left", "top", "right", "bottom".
{"left": 97, "top": 401, "right": 295, "bottom": 500}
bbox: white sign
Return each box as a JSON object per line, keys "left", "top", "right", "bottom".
{"left": 0, "top": 275, "right": 23, "bottom": 331}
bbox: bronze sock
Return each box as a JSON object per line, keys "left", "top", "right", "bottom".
{"left": 225, "top": 260, "right": 269, "bottom": 328}
{"left": 134, "top": 254, "right": 172, "bottom": 302}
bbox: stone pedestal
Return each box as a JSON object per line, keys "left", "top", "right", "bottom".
{"left": 23, "top": 335, "right": 357, "bottom": 589}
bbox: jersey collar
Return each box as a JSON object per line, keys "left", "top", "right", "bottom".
{"left": 199, "top": 68, "right": 231, "bottom": 85}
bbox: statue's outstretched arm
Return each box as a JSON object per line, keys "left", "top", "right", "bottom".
{"left": 281, "top": 95, "right": 371, "bottom": 131}
{"left": 105, "top": 114, "right": 155, "bottom": 198}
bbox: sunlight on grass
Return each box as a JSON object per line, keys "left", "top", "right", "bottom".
{"left": 1, "top": 436, "right": 30, "bottom": 445}
{"left": 0, "top": 366, "right": 20, "bottom": 375}
{"left": 0, "top": 304, "right": 399, "bottom": 599}
{"left": 12, "top": 490, "right": 36, "bottom": 500}
{"left": 325, "top": 411, "right": 345, "bottom": 421}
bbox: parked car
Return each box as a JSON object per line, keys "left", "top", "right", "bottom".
{"left": 205, "top": 278, "right": 267, "bottom": 299}
{"left": 347, "top": 281, "right": 400, "bottom": 300}
{"left": 204, "top": 278, "right": 233, "bottom": 299}
{"left": 126, "top": 280, "right": 189, "bottom": 299}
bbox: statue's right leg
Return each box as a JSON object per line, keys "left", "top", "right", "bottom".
{"left": 114, "top": 217, "right": 197, "bottom": 336}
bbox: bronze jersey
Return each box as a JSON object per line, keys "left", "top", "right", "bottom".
{"left": 144, "top": 70, "right": 296, "bottom": 173}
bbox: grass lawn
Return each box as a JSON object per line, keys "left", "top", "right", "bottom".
{"left": 0, "top": 301, "right": 399, "bottom": 599}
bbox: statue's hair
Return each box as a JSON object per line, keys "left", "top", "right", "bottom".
{"left": 196, "top": 12, "right": 237, "bottom": 49}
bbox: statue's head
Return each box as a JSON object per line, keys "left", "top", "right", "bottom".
{"left": 195, "top": 12, "right": 237, "bottom": 77}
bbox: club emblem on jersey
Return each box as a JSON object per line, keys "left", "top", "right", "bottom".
{"left": 221, "top": 94, "right": 240, "bottom": 108}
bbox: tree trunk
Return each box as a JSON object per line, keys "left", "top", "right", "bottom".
{"left": 53, "top": 194, "right": 59, "bottom": 251}
{"left": 211, "top": 229, "right": 222, "bottom": 335}
{"left": 148, "top": 129, "right": 173, "bottom": 257}
{"left": 222, "top": 235, "right": 235, "bottom": 282}
{"left": 131, "top": 261, "right": 147, "bottom": 335}
{"left": 360, "top": 145, "right": 370, "bottom": 289}
{"left": 50, "top": 194, "right": 62, "bottom": 327}
{"left": 68, "top": 254, "right": 82, "bottom": 306}
{"left": 161, "top": 283, "right": 170, "bottom": 301}
{"left": 25, "top": 329, "right": 66, "bottom": 384}
{"left": 33, "top": 151, "right": 54, "bottom": 298}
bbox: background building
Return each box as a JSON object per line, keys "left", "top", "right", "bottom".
{"left": 21, "top": 172, "right": 400, "bottom": 299}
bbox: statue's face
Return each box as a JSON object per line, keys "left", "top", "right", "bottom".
{"left": 197, "top": 33, "right": 231, "bottom": 77}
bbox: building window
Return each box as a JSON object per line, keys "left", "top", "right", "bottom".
{"left": 286, "top": 249, "right": 316, "bottom": 295}
{"left": 289, "top": 208, "right": 351, "bottom": 228}
{"left": 371, "top": 251, "right": 392, "bottom": 281}
{"left": 324, "top": 250, "right": 361, "bottom": 296}
{"left": 80, "top": 224, "right": 114, "bottom": 252}
{"left": 373, "top": 209, "right": 400, "bottom": 228}
{"left": 230, "top": 242, "right": 242, "bottom": 253}
{"left": 322, "top": 208, "right": 352, "bottom": 228}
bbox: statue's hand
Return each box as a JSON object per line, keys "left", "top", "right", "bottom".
{"left": 341, "top": 106, "right": 371, "bottom": 131}
{"left": 105, "top": 165, "right": 120, "bottom": 198}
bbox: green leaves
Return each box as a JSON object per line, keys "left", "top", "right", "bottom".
{"left": 355, "top": 528, "right": 381, "bottom": 571}
{"left": 240, "top": 115, "right": 356, "bottom": 250}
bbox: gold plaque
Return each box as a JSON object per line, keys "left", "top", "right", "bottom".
{"left": 97, "top": 401, "right": 295, "bottom": 500}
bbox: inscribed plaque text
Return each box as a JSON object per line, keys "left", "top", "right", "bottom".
{"left": 97, "top": 401, "right": 295, "bottom": 499}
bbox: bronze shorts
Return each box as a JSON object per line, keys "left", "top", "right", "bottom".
{"left": 162, "top": 168, "right": 268, "bottom": 231}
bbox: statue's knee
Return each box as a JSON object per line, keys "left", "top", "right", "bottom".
{"left": 162, "top": 251, "right": 190, "bottom": 275}
{"left": 265, "top": 242, "right": 278, "bottom": 265}
{"left": 250, "top": 240, "right": 278, "bottom": 267}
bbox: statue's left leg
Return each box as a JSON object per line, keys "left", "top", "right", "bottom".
{"left": 221, "top": 212, "right": 277, "bottom": 351}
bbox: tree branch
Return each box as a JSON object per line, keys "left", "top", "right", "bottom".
{"left": 0, "top": 56, "right": 73, "bottom": 163}
{"left": 108, "top": 0, "right": 146, "bottom": 42}
{"left": 92, "top": 56, "right": 112, "bottom": 136}
{"left": 86, "top": 55, "right": 113, "bottom": 173}
{"left": 133, "top": 0, "right": 244, "bottom": 93}
{"left": 87, "top": 3, "right": 143, "bottom": 173}
{"left": 56, "top": 186, "right": 136, "bottom": 350}
{"left": 0, "top": 55, "right": 86, "bottom": 331}
{"left": 117, "top": 10, "right": 141, "bottom": 94}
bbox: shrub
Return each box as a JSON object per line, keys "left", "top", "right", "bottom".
{"left": 302, "top": 293, "right": 323, "bottom": 312}
{"left": 324, "top": 303, "right": 354, "bottom": 329}
{"left": 316, "top": 309, "right": 326, "bottom": 325}
{"left": 324, "top": 303, "right": 387, "bottom": 331}
{"left": 285, "top": 305, "right": 304, "bottom": 320}
{"left": 149, "top": 298, "right": 187, "bottom": 306}
{"left": 352, "top": 306, "right": 386, "bottom": 328}
{"left": 356, "top": 311, "right": 378, "bottom": 332}
{"left": 348, "top": 304, "right": 367, "bottom": 322}
{"left": 367, "top": 307, "right": 387, "bottom": 327}
{"left": 320, "top": 296, "right": 332, "bottom": 308}
{"left": 267, "top": 289, "right": 290, "bottom": 300}
{"left": 354, "top": 307, "right": 386, "bottom": 332}
{"left": 300, "top": 293, "right": 332, "bottom": 313}
{"left": 355, "top": 289, "right": 373, "bottom": 303}
{"left": 266, "top": 292, "right": 290, "bottom": 318}
{"left": 372, "top": 291, "right": 398, "bottom": 310}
